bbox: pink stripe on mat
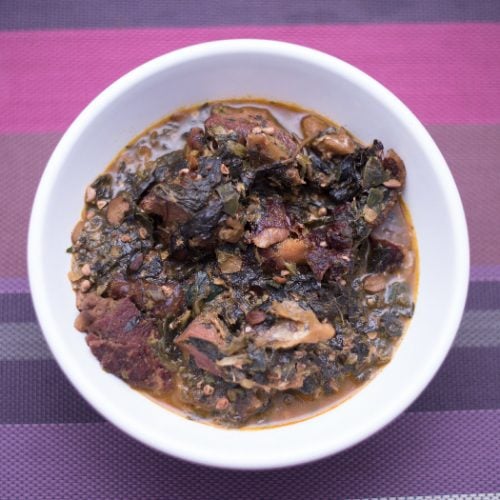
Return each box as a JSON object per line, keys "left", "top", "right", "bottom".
{"left": 1, "top": 410, "right": 499, "bottom": 497}
{"left": 1, "top": 23, "right": 499, "bottom": 133}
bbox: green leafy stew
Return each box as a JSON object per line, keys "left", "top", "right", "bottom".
{"left": 69, "top": 100, "right": 418, "bottom": 427}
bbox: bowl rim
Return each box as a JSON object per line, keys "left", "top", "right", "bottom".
{"left": 27, "top": 39, "right": 470, "bottom": 469}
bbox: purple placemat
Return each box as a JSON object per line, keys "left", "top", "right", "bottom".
{"left": 1, "top": 1, "right": 499, "bottom": 498}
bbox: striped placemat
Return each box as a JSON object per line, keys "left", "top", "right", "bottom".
{"left": 1, "top": 1, "right": 499, "bottom": 498}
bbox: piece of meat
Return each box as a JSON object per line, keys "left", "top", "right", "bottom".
{"left": 108, "top": 279, "right": 185, "bottom": 319}
{"left": 86, "top": 330, "right": 171, "bottom": 394}
{"left": 218, "top": 217, "right": 244, "bottom": 243}
{"left": 313, "top": 128, "right": 356, "bottom": 157}
{"left": 251, "top": 196, "right": 290, "bottom": 248}
{"left": 326, "top": 220, "right": 353, "bottom": 250}
{"left": 75, "top": 294, "right": 171, "bottom": 393}
{"left": 139, "top": 190, "right": 171, "bottom": 221}
{"left": 106, "top": 193, "right": 131, "bottom": 225}
{"left": 258, "top": 237, "right": 309, "bottom": 273}
{"left": 175, "top": 312, "right": 231, "bottom": 377}
{"left": 186, "top": 127, "right": 205, "bottom": 152}
{"left": 383, "top": 149, "right": 406, "bottom": 190}
{"left": 254, "top": 300, "right": 335, "bottom": 349}
{"left": 368, "top": 201, "right": 410, "bottom": 272}
{"left": 301, "top": 114, "right": 329, "bottom": 138}
{"left": 253, "top": 162, "right": 305, "bottom": 189}
{"left": 205, "top": 105, "right": 297, "bottom": 162}
{"left": 275, "top": 238, "right": 309, "bottom": 263}
{"left": 362, "top": 150, "right": 407, "bottom": 228}
{"left": 141, "top": 156, "right": 223, "bottom": 235}
{"left": 305, "top": 224, "right": 353, "bottom": 280}
{"left": 246, "top": 131, "right": 293, "bottom": 163}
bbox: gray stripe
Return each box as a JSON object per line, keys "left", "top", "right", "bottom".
{"left": 0, "top": 323, "right": 52, "bottom": 360}
{"left": 454, "top": 310, "right": 500, "bottom": 347}
{"left": 1, "top": 309, "right": 499, "bottom": 361}
{"left": 1, "top": 0, "right": 499, "bottom": 31}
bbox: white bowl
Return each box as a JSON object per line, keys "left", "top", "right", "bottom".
{"left": 28, "top": 39, "right": 469, "bottom": 469}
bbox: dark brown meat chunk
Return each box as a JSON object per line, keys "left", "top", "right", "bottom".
{"left": 301, "top": 114, "right": 329, "bottom": 138}
{"left": 250, "top": 196, "right": 291, "bottom": 248}
{"left": 108, "top": 279, "right": 185, "bottom": 319}
{"left": 75, "top": 293, "right": 171, "bottom": 393}
{"left": 305, "top": 223, "right": 353, "bottom": 281}
{"left": 186, "top": 127, "right": 206, "bottom": 152}
{"left": 205, "top": 105, "right": 297, "bottom": 162}
{"left": 141, "top": 156, "right": 222, "bottom": 223}
{"left": 383, "top": 149, "right": 406, "bottom": 190}
{"left": 175, "top": 310, "right": 232, "bottom": 377}
{"left": 368, "top": 201, "right": 410, "bottom": 272}
{"left": 107, "top": 193, "right": 131, "bottom": 225}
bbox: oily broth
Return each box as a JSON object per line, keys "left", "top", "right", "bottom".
{"left": 91, "top": 99, "right": 418, "bottom": 428}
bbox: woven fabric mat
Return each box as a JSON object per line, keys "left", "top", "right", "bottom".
{"left": 1, "top": 1, "right": 499, "bottom": 498}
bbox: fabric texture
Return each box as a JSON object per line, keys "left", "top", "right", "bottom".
{"left": 1, "top": 1, "right": 499, "bottom": 498}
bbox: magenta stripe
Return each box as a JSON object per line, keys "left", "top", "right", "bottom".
{"left": 1, "top": 411, "right": 499, "bottom": 497}
{"left": 1, "top": 23, "right": 499, "bottom": 133}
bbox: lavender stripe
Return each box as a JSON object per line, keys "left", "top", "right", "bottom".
{"left": 0, "top": 277, "right": 30, "bottom": 294}
{"left": 2, "top": 346, "right": 499, "bottom": 424}
{"left": 0, "top": 323, "right": 51, "bottom": 359}
{"left": 470, "top": 265, "right": 500, "bottom": 281}
{"left": 454, "top": 310, "right": 500, "bottom": 347}
{"left": 1, "top": 411, "right": 500, "bottom": 498}
{"left": 1, "top": 0, "right": 499, "bottom": 31}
